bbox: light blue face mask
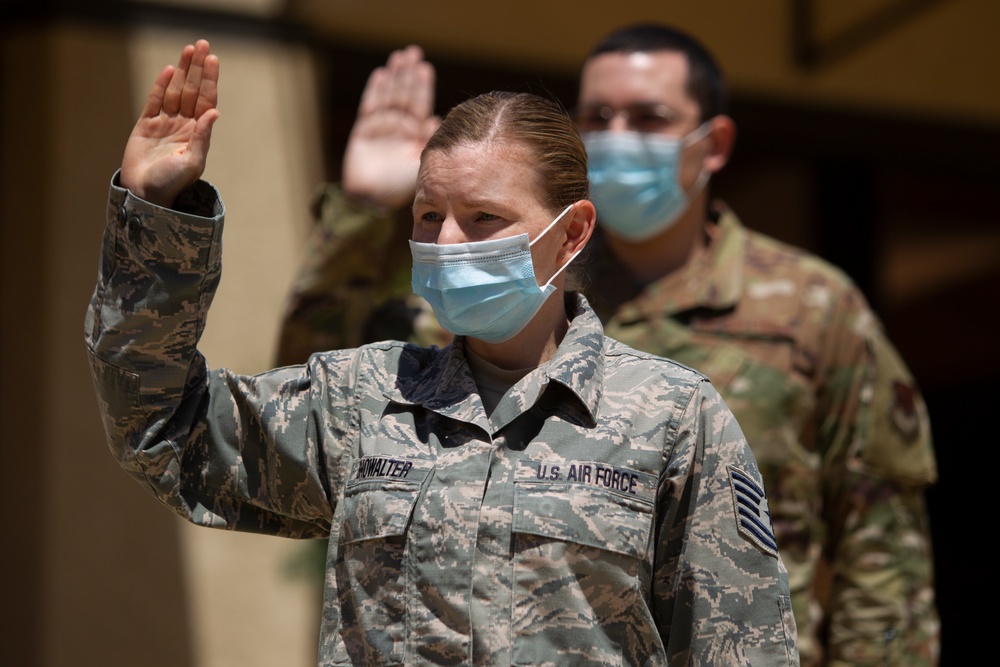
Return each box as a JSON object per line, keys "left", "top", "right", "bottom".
{"left": 409, "top": 205, "right": 576, "bottom": 344}
{"left": 584, "top": 125, "right": 710, "bottom": 242}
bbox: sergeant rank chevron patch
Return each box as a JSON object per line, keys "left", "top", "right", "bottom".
{"left": 728, "top": 465, "right": 779, "bottom": 558}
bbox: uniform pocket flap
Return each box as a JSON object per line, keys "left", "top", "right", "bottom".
{"left": 512, "top": 462, "right": 655, "bottom": 559}
{"left": 342, "top": 456, "right": 431, "bottom": 544}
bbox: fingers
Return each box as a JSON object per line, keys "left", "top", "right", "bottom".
{"left": 194, "top": 53, "right": 220, "bottom": 119}
{"left": 358, "top": 66, "right": 388, "bottom": 117}
{"left": 179, "top": 40, "right": 210, "bottom": 117}
{"left": 140, "top": 65, "right": 175, "bottom": 120}
{"left": 385, "top": 46, "right": 421, "bottom": 112}
{"left": 358, "top": 48, "right": 411, "bottom": 116}
{"left": 161, "top": 40, "right": 215, "bottom": 119}
{"left": 162, "top": 43, "right": 194, "bottom": 115}
{"left": 409, "top": 56, "right": 435, "bottom": 121}
{"left": 358, "top": 45, "right": 434, "bottom": 120}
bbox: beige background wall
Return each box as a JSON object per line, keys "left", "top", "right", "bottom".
{"left": 2, "top": 1, "right": 997, "bottom": 665}
{"left": 2, "top": 14, "right": 324, "bottom": 667}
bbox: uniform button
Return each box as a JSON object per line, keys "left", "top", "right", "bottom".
{"left": 128, "top": 216, "right": 142, "bottom": 242}
{"left": 117, "top": 205, "right": 128, "bottom": 225}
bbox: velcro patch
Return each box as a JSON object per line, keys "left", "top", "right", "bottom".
{"left": 728, "top": 465, "right": 778, "bottom": 558}
{"left": 889, "top": 379, "right": 920, "bottom": 441}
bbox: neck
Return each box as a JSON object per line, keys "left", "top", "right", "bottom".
{"left": 604, "top": 197, "right": 710, "bottom": 285}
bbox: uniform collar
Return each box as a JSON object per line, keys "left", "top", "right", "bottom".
{"left": 387, "top": 293, "right": 604, "bottom": 434}
{"left": 594, "top": 204, "right": 747, "bottom": 323}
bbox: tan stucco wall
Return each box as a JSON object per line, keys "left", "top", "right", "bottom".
{"left": 1, "top": 19, "right": 324, "bottom": 667}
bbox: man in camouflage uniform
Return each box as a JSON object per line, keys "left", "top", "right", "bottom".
{"left": 276, "top": 24, "right": 938, "bottom": 667}
{"left": 86, "top": 40, "right": 799, "bottom": 665}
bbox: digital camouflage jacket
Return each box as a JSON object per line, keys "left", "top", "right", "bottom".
{"left": 85, "top": 176, "right": 799, "bottom": 666}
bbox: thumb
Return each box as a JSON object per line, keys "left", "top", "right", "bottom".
{"left": 421, "top": 115, "right": 441, "bottom": 143}
{"left": 188, "top": 108, "right": 221, "bottom": 165}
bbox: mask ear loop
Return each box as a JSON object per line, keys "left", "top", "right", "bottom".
{"left": 682, "top": 120, "right": 713, "bottom": 147}
{"left": 529, "top": 204, "right": 586, "bottom": 289}
{"left": 681, "top": 121, "right": 714, "bottom": 201}
{"left": 529, "top": 203, "right": 574, "bottom": 247}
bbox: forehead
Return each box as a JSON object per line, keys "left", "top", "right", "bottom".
{"left": 416, "top": 140, "right": 546, "bottom": 205}
{"left": 579, "top": 50, "right": 695, "bottom": 111}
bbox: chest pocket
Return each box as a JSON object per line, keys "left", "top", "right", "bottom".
{"left": 510, "top": 463, "right": 660, "bottom": 666}
{"left": 336, "top": 457, "right": 432, "bottom": 667}
{"left": 341, "top": 456, "right": 430, "bottom": 544}
{"left": 512, "top": 474, "right": 655, "bottom": 558}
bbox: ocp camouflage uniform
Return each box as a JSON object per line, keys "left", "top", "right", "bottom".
{"left": 85, "top": 176, "right": 799, "bottom": 666}
{"left": 275, "top": 183, "right": 453, "bottom": 364}
{"left": 276, "top": 185, "right": 938, "bottom": 667}
{"left": 588, "top": 207, "right": 938, "bottom": 667}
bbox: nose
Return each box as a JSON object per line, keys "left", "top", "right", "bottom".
{"left": 606, "top": 109, "right": 631, "bottom": 132}
{"left": 434, "top": 217, "right": 466, "bottom": 245}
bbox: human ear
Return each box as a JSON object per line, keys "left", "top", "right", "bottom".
{"left": 562, "top": 200, "right": 596, "bottom": 260}
{"left": 703, "top": 115, "right": 736, "bottom": 174}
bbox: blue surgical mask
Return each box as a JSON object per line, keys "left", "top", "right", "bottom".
{"left": 409, "top": 205, "right": 576, "bottom": 344}
{"left": 584, "top": 125, "right": 710, "bottom": 242}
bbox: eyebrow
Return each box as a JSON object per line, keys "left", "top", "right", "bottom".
{"left": 462, "top": 198, "right": 507, "bottom": 211}
{"left": 413, "top": 193, "right": 507, "bottom": 212}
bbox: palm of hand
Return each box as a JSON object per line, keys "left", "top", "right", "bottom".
{"left": 344, "top": 110, "right": 439, "bottom": 210}
{"left": 120, "top": 40, "right": 220, "bottom": 207}
{"left": 122, "top": 113, "right": 203, "bottom": 205}
{"left": 341, "top": 45, "right": 438, "bottom": 211}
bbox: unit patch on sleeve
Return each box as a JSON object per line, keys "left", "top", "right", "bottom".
{"left": 889, "top": 379, "right": 921, "bottom": 441}
{"left": 728, "top": 465, "right": 779, "bottom": 558}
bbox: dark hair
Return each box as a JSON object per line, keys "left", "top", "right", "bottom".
{"left": 587, "top": 23, "right": 728, "bottom": 121}
{"left": 422, "top": 91, "right": 590, "bottom": 286}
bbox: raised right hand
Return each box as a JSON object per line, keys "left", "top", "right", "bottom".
{"left": 120, "top": 39, "right": 220, "bottom": 208}
{"left": 342, "top": 45, "right": 439, "bottom": 211}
